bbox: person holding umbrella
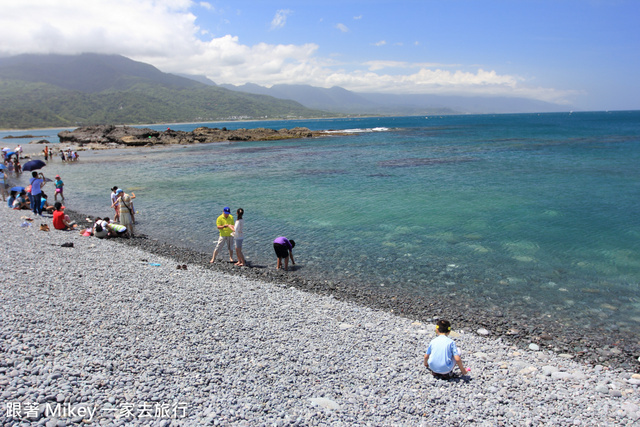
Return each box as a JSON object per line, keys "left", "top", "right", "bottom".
{"left": 29, "top": 171, "right": 46, "bottom": 216}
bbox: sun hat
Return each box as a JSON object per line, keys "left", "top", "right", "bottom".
{"left": 55, "top": 174, "right": 60, "bottom": 178}
{"left": 223, "top": 207, "right": 231, "bottom": 213}
{"left": 116, "top": 189, "right": 123, "bottom": 194}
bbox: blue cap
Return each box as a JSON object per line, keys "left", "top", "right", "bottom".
{"left": 223, "top": 207, "right": 231, "bottom": 213}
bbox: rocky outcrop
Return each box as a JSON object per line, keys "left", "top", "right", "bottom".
{"left": 58, "top": 125, "right": 333, "bottom": 147}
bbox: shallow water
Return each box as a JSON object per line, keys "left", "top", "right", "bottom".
{"left": 4, "top": 112, "right": 640, "bottom": 334}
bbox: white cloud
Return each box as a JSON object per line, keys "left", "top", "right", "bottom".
{"left": 365, "top": 60, "right": 460, "bottom": 71}
{"left": 0, "top": 0, "right": 198, "bottom": 57}
{"left": 0, "top": 0, "right": 576, "bottom": 105}
{"left": 335, "top": 23, "right": 349, "bottom": 33}
{"left": 354, "top": 15, "right": 362, "bottom": 20}
{"left": 373, "top": 40, "right": 387, "bottom": 47}
{"left": 199, "top": 2, "right": 213, "bottom": 10}
{"left": 271, "top": 9, "right": 292, "bottom": 30}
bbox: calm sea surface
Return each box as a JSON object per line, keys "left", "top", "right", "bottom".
{"left": 4, "top": 112, "right": 640, "bottom": 333}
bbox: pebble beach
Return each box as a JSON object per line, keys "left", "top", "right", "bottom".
{"left": 2, "top": 205, "right": 640, "bottom": 425}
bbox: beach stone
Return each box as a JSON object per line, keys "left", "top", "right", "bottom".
{"left": 542, "top": 366, "right": 559, "bottom": 376}
{"left": 551, "top": 372, "right": 573, "bottom": 380}
{"left": 596, "top": 385, "right": 609, "bottom": 394}
{"left": 518, "top": 366, "right": 537, "bottom": 375}
{"left": 308, "top": 398, "right": 341, "bottom": 411}
{"left": 528, "top": 344, "right": 540, "bottom": 351}
{"left": 628, "top": 379, "right": 640, "bottom": 386}
{"left": 609, "top": 390, "right": 623, "bottom": 397}
{"left": 632, "top": 374, "right": 640, "bottom": 379}
{"left": 477, "top": 328, "right": 490, "bottom": 336}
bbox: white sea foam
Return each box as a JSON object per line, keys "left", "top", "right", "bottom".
{"left": 323, "top": 127, "right": 389, "bottom": 133}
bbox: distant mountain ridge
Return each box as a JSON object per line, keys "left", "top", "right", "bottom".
{"left": 0, "top": 54, "right": 328, "bottom": 129}
{"left": 0, "top": 53, "right": 570, "bottom": 129}
{"left": 217, "top": 82, "right": 568, "bottom": 115}
{"left": 0, "top": 53, "right": 202, "bottom": 93}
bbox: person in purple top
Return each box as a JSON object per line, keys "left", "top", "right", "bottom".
{"left": 29, "top": 171, "right": 45, "bottom": 216}
{"left": 273, "top": 236, "right": 296, "bottom": 270}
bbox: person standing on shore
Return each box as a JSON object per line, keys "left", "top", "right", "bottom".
{"left": 29, "top": 171, "right": 45, "bottom": 216}
{"left": 273, "top": 236, "right": 295, "bottom": 270}
{"left": 210, "top": 207, "right": 234, "bottom": 263}
{"left": 231, "top": 208, "right": 245, "bottom": 266}
{"left": 0, "top": 169, "right": 6, "bottom": 202}
{"left": 54, "top": 175, "right": 64, "bottom": 201}
{"left": 114, "top": 189, "right": 136, "bottom": 238}
{"left": 424, "top": 319, "right": 469, "bottom": 380}
{"left": 110, "top": 186, "right": 120, "bottom": 222}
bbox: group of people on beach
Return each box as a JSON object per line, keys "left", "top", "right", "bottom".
{"left": 55, "top": 186, "right": 135, "bottom": 237}
{"left": 3, "top": 168, "right": 75, "bottom": 231}
{"left": 4, "top": 170, "right": 64, "bottom": 213}
{"left": 2, "top": 145, "right": 23, "bottom": 178}
{"left": 71, "top": 186, "right": 137, "bottom": 238}
{"left": 208, "top": 206, "right": 296, "bottom": 271}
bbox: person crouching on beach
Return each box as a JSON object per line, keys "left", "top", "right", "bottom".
{"left": 92, "top": 218, "right": 109, "bottom": 238}
{"left": 13, "top": 190, "right": 29, "bottom": 210}
{"left": 103, "top": 217, "right": 128, "bottom": 237}
{"left": 424, "top": 319, "right": 469, "bottom": 380}
{"left": 210, "top": 207, "right": 234, "bottom": 263}
{"left": 273, "top": 236, "right": 295, "bottom": 271}
{"left": 40, "top": 192, "right": 55, "bottom": 213}
{"left": 52, "top": 202, "right": 77, "bottom": 230}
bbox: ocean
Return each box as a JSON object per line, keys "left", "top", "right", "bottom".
{"left": 3, "top": 111, "right": 640, "bottom": 337}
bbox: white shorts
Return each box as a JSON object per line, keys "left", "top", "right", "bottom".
{"left": 215, "top": 235, "right": 234, "bottom": 252}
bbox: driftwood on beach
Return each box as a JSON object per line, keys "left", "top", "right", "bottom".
{"left": 58, "top": 125, "right": 335, "bottom": 147}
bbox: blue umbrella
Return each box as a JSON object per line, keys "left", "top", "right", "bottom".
{"left": 10, "top": 186, "right": 25, "bottom": 192}
{"left": 22, "top": 159, "right": 46, "bottom": 171}
{"left": 0, "top": 164, "right": 6, "bottom": 170}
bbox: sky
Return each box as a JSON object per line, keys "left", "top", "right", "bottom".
{"left": 1, "top": 0, "right": 639, "bottom": 111}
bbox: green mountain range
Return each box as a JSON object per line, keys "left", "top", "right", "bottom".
{"left": 0, "top": 53, "right": 330, "bottom": 129}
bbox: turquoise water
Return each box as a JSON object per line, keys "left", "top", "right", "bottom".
{"left": 4, "top": 112, "right": 640, "bottom": 332}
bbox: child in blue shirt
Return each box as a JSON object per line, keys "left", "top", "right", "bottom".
{"left": 424, "top": 319, "right": 469, "bottom": 380}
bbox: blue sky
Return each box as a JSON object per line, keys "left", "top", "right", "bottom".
{"left": 1, "top": 0, "right": 639, "bottom": 111}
